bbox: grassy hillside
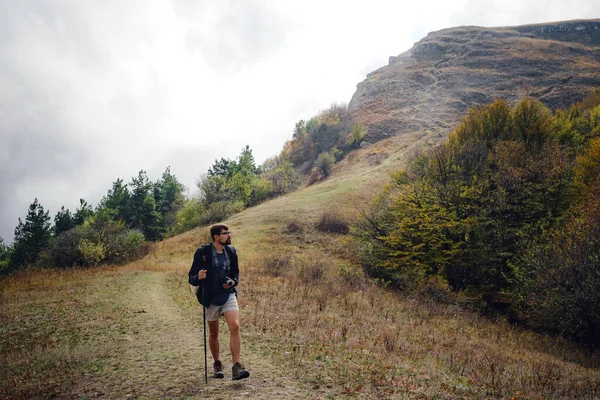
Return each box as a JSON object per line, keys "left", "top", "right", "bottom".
{"left": 2, "top": 131, "right": 600, "bottom": 399}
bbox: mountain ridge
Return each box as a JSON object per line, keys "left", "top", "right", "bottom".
{"left": 348, "top": 19, "right": 600, "bottom": 143}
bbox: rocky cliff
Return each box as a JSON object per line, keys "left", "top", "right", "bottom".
{"left": 348, "top": 19, "right": 600, "bottom": 143}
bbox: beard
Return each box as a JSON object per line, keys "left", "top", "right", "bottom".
{"left": 225, "top": 237, "right": 232, "bottom": 245}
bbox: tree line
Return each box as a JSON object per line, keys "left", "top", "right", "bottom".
{"left": 352, "top": 89, "right": 600, "bottom": 345}
{"left": 0, "top": 103, "right": 366, "bottom": 274}
{"left": 0, "top": 167, "right": 185, "bottom": 274}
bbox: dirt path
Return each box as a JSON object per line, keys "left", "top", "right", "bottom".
{"left": 67, "top": 270, "right": 323, "bottom": 399}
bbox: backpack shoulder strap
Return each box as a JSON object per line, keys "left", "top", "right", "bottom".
{"left": 198, "top": 244, "right": 209, "bottom": 261}
{"left": 225, "top": 245, "right": 237, "bottom": 255}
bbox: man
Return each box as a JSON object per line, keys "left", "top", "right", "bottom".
{"left": 188, "top": 224, "right": 250, "bottom": 381}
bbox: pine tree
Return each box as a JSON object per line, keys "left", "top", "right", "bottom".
{"left": 9, "top": 199, "right": 52, "bottom": 270}
{"left": 73, "top": 199, "right": 94, "bottom": 226}
{"left": 154, "top": 166, "right": 185, "bottom": 232}
{"left": 129, "top": 170, "right": 161, "bottom": 240}
{"left": 100, "top": 179, "right": 131, "bottom": 224}
{"left": 54, "top": 206, "right": 75, "bottom": 235}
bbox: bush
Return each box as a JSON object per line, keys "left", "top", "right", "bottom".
{"left": 417, "top": 276, "right": 456, "bottom": 304}
{"left": 0, "top": 260, "right": 10, "bottom": 276}
{"left": 337, "top": 263, "right": 365, "bottom": 289}
{"left": 348, "top": 123, "right": 367, "bottom": 148}
{"left": 515, "top": 177, "right": 600, "bottom": 344}
{"left": 78, "top": 239, "right": 107, "bottom": 266}
{"left": 249, "top": 176, "right": 274, "bottom": 206}
{"left": 313, "top": 151, "right": 336, "bottom": 179}
{"left": 284, "top": 219, "right": 303, "bottom": 234}
{"left": 172, "top": 199, "right": 205, "bottom": 234}
{"left": 38, "top": 225, "right": 97, "bottom": 268}
{"left": 261, "top": 157, "right": 301, "bottom": 196}
{"left": 316, "top": 211, "right": 350, "bottom": 234}
{"left": 199, "top": 201, "right": 244, "bottom": 225}
{"left": 261, "top": 254, "right": 292, "bottom": 277}
{"left": 38, "top": 223, "right": 146, "bottom": 268}
{"left": 120, "top": 229, "right": 146, "bottom": 259}
{"left": 297, "top": 258, "right": 324, "bottom": 284}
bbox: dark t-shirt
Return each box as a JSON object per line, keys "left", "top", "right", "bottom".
{"left": 216, "top": 252, "right": 227, "bottom": 277}
{"left": 210, "top": 251, "right": 232, "bottom": 305}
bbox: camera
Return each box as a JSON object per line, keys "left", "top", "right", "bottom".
{"left": 223, "top": 277, "right": 234, "bottom": 287}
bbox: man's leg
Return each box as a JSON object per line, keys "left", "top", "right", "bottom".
{"left": 207, "top": 317, "right": 225, "bottom": 378}
{"left": 223, "top": 309, "right": 249, "bottom": 380}
{"left": 223, "top": 310, "right": 241, "bottom": 364}
{"left": 207, "top": 320, "right": 220, "bottom": 362}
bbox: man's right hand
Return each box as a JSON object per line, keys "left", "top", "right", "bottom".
{"left": 198, "top": 269, "right": 207, "bottom": 280}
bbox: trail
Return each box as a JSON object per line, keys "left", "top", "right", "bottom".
{"left": 67, "top": 270, "right": 320, "bottom": 399}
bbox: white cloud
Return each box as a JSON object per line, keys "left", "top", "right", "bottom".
{"left": 0, "top": 0, "right": 597, "bottom": 242}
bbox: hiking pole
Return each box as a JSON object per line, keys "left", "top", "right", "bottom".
{"left": 202, "top": 270, "right": 208, "bottom": 384}
{"left": 203, "top": 303, "right": 208, "bottom": 384}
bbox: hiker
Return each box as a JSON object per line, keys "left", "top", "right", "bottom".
{"left": 188, "top": 224, "right": 250, "bottom": 381}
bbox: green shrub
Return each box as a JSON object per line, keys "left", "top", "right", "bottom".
{"left": 313, "top": 151, "right": 335, "bottom": 179}
{"left": 199, "top": 201, "right": 244, "bottom": 225}
{"left": 121, "top": 229, "right": 146, "bottom": 259}
{"left": 348, "top": 123, "right": 367, "bottom": 148}
{"left": 0, "top": 260, "right": 10, "bottom": 276}
{"left": 173, "top": 199, "right": 205, "bottom": 234}
{"left": 261, "top": 157, "right": 301, "bottom": 196}
{"left": 249, "top": 176, "right": 274, "bottom": 206}
{"left": 337, "top": 263, "right": 365, "bottom": 289}
{"left": 514, "top": 174, "right": 600, "bottom": 344}
{"left": 78, "top": 239, "right": 107, "bottom": 266}
{"left": 38, "top": 225, "right": 97, "bottom": 268}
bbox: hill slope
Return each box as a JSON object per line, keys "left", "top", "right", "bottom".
{"left": 3, "top": 20, "right": 600, "bottom": 399}
{"left": 348, "top": 19, "right": 600, "bottom": 142}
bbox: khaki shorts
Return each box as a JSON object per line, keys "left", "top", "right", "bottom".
{"left": 205, "top": 294, "right": 239, "bottom": 321}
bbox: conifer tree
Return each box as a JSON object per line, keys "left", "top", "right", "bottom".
{"left": 54, "top": 206, "right": 75, "bottom": 235}
{"left": 9, "top": 198, "right": 51, "bottom": 270}
{"left": 73, "top": 199, "right": 94, "bottom": 226}
{"left": 100, "top": 179, "right": 131, "bottom": 224}
{"left": 129, "top": 170, "right": 161, "bottom": 240}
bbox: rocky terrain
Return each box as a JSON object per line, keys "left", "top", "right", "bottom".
{"left": 348, "top": 19, "right": 600, "bottom": 142}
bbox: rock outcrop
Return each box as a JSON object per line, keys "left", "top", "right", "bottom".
{"left": 348, "top": 19, "right": 600, "bottom": 142}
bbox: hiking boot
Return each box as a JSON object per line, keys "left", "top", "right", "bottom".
{"left": 213, "top": 360, "right": 224, "bottom": 379}
{"left": 232, "top": 362, "right": 250, "bottom": 380}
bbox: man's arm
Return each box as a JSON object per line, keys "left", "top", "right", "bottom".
{"left": 188, "top": 247, "right": 206, "bottom": 286}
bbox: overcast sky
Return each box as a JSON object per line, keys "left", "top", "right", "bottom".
{"left": 1, "top": 0, "right": 598, "bottom": 242}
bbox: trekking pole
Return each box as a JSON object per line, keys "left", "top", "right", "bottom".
{"left": 203, "top": 303, "right": 208, "bottom": 384}
{"left": 202, "top": 271, "right": 208, "bottom": 384}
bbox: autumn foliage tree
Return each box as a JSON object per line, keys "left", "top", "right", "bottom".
{"left": 281, "top": 103, "right": 349, "bottom": 177}
{"left": 353, "top": 92, "right": 600, "bottom": 344}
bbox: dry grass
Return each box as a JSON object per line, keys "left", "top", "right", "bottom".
{"left": 2, "top": 136, "right": 600, "bottom": 399}
{"left": 240, "top": 241, "right": 600, "bottom": 399}
{"left": 0, "top": 266, "right": 134, "bottom": 398}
